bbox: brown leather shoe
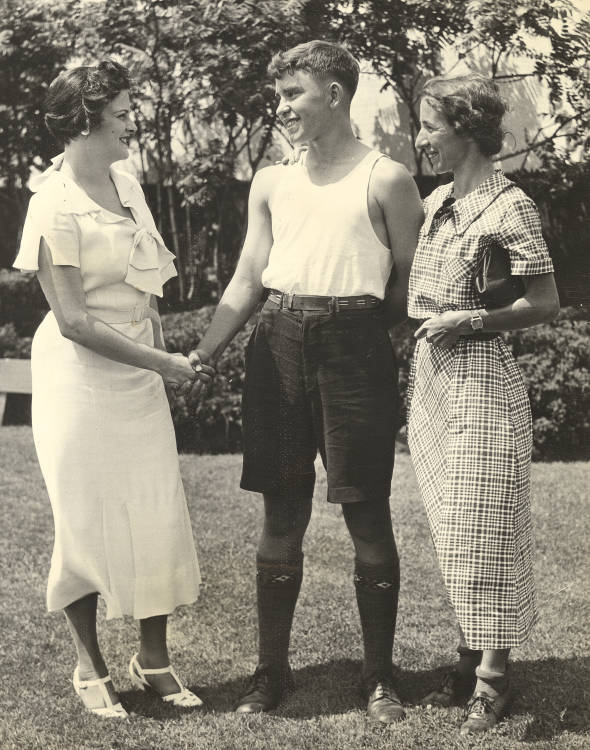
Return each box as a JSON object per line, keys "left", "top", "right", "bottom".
{"left": 366, "top": 680, "right": 406, "bottom": 724}
{"left": 235, "top": 665, "right": 294, "bottom": 714}
{"left": 460, "top": 682, "right": 513, "bottom": 735}
{"left": 420, "top": 669, "right": 476, "bottom": 708}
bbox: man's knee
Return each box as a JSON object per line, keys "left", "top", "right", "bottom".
{"left": 262, "top": 495, "right": 312, "bottom": 540}
{"left": 342, "top": 498, "right": 394, "bottom": 546}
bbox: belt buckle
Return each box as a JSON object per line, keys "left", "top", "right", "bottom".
{"left": 281, "top": 293, "right": 294, "bottom": 310}
{"left": 131, "top": 305, "right": 144, "bottom": 326}
{"left": 328, "top": 296, "right": 339, "bottom": 313}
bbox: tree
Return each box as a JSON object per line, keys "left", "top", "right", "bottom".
{"left": 71, "top": 0, "right": 316, "bottom": 299}
{"left": 0, "top": 0, "right": 72, "bottom": 264}
{"left": 455, "top": 0, "right": 590, "bottom": 167}
{"left": 323, "top": 0, "right": 589, "bottom": 174}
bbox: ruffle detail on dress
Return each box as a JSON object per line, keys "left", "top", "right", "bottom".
{"left": 125, "top": 227, "right": 176, "bottom": 297}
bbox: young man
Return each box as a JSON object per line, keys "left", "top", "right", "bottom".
{"left": 189, "top": 40, "right": 423, "bottom": 723}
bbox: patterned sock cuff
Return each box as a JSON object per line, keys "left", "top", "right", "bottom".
{"left": 476, "top": 664, "right": 509, "bottom": 681}
{"left": 354, "top": 558, "right": 397, "bottom": 592}
{"left": 256, "top": 555, "right": 303, "bottom": 587}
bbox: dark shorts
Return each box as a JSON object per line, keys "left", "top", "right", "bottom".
{"left": 240, "top": 298, "right": 399, "bottom": 503}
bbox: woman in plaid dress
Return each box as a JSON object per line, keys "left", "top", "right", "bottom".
{"left": 407, "top": 74, "right": 559, "bottom": 735}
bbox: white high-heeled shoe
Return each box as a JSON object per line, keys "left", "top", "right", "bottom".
{"left": 128, "top": 653, "right": 205, "bottom": 708}
{"left": 72, "top": 665, "right": 128, "bottom": 718}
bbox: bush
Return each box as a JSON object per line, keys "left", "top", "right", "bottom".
{"left": 1, "top": 302, "right": 588, "bottom": 459}
{"left": 161, "top": 307, "right": 254, "bottom": 453}
{"left": 162, "top": 307, "right": 590, "bottom": 460}
{"left": 0, "top": 323, "right": 32, "bottom": 358}
{"left": 506, "top": 313, "right": 590, "bottom": 461}
{"left": 0, "top": 270, "right": 48, "bottom": 336}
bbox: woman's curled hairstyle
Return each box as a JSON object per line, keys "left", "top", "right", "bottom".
{"left": 422, "top": 74, "right": 507, "bottom": 157}
{"left": 44, "top": 59, "right": 130, "bottom": 144}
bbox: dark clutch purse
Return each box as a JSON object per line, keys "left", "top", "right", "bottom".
{"left": 474, "top": 241, "right": 525, "bottom": 308}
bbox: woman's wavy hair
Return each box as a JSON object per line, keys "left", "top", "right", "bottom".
{"left": 44, "top": 59, "right": 131, "bottom": 144}
{"left": 422, "top": 74, "right": 507, "bottom": 156}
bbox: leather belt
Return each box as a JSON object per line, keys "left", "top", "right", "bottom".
{"left": 267, "top": 289, "right": 381, "bottom": 312}
{"left": 88, "top": 304, "right": 154, "bottom": 326}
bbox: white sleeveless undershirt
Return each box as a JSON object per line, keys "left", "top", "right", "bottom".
{"left": 261, "top": 150, "right": 393, "bottom": 298}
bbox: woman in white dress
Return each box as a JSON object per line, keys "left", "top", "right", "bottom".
{"left": 14, "top": 60, "right": 214, "bottom": 717}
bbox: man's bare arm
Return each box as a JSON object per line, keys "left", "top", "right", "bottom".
{"left": 374, "top": 161, "right": 424, "bottom": 329}
{"left": 194, "top": 166, "right": 278, "bottom": 363}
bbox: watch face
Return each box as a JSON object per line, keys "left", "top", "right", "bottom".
{"left": 471, "top": 314, "right": 483, "bottom": 330}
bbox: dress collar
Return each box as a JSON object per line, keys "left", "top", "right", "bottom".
{"left": 30, "top": 153, "right": 138, "bottom": 218}
{"left": 425, "top": 170, "right": 514, "bottom": 236}
{"left": 30, "top": 154, "right": 176, "bottom": 297}
{"left": 450, "top": 170, "right": 513, "bottom": 234}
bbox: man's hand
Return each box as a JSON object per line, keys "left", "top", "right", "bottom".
{"left": 276, "top": 145, "right": 307, "bottom": 166}
{"left": 176, "top": 349, "right": 215, "bottom": 397}
{"left": 414, "top": 310, "right": 470, "bottom": 349}
{"left": 175, "top": 348, "right": 215, "bottom": 398}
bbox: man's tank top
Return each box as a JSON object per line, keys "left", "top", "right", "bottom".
{"left": 261, "top": 150, "right": 393, "bottom": 298}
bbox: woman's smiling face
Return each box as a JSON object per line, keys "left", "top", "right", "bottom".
{"left": 86, "top": 90, "right": 136, "bottom": 163}
{"left": 415, "top": 97, "right": 469, "bottom": 174}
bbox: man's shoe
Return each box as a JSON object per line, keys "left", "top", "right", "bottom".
{"left": 420, "top": 669, "right": 476, "bottom": 708}
{"left": 366, "top": 680, "right": 406, "bottom": 724}
{"left": 235, "top": 665, "right": 293, "bottom": 714}
{"left": 460, "top": 683, "right": 513, "bottom": 735}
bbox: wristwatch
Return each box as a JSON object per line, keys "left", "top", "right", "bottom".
{"left": 470, "top": 310, "right": 484, "bottom": 330}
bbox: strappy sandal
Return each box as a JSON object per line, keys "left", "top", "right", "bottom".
{"left": 128, "top": 652, "right": 206, "bottom": 708}
{"left": 72, "top": 665, "right": 128, "bottom": 718}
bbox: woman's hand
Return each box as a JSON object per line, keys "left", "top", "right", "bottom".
{"left": 159, "top": 353, "right": 199, "bottom": 391}
{"left": 415, "top": 310, "right": 470, "bottom": 349}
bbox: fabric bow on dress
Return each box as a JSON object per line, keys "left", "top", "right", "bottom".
{"left": 126, "top": 226, "right": 174, "bottom": 297}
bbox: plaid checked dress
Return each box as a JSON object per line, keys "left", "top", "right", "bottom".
{"left": 407, "top": 171, "right": 554, "bottom": 649}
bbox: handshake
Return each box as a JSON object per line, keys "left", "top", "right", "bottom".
{"left": 162, "top": 348, "right": 216, "bottom": 398}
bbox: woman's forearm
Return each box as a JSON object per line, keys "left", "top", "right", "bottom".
{"left": 478, "top": 295, "right": 559, "bottom": 331}
{"left": 61, "top": 312, "right": 170, "bottom": 374}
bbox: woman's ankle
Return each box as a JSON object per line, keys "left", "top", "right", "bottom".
{"left": 75, "top": 656, "right": 108, "bottom": 680}
{"left": 137, "top": 648, "right": 170, "bottom": 669}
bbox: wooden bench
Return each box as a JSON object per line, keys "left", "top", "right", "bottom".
{"left": 0, "top": 358, "right": 32, "bottom": 425}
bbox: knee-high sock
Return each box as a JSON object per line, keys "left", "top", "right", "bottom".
{"left": 354, "top": 556, "right": 400, "bottom": 687}
{"left": 256, "top": 554, "right": 303, "bottom": 670}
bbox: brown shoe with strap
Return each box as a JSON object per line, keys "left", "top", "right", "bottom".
{"left": 460, "top": 681, "right": 513, "bottom": 735}
{"left": 420, "top": 668, "right": 477, "bottom": 708}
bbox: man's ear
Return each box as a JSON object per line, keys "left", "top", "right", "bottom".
{"left": 329, "top": 81, "right": 345, "bottom": 108}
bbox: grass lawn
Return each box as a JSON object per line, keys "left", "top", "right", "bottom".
{"left": 0, "top": 426, "right": 588, "bottom": 750}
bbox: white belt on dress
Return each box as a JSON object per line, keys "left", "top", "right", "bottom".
{"left": 89, "top": 304, "right": 155, "bottom": 326}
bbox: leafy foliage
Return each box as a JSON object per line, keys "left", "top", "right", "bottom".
{"left": 0, "top": 0, "right": 72, "bottom": 265}
{"left": 161, "top": 305, "right": 254, "bottom": 453}
{"left": 160, "top": 308, "right": 590, "bottom": 459}
{"left": 0, "top": 270, "right": 48, "bottom": 336}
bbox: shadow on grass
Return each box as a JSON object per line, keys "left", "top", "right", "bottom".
{"left": 138, "top": 654, "right": 590, "bottom": 741}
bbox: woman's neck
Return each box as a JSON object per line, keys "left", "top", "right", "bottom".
{"left": 453, "top": 152, "right": 496, "bottom": 199}
{"left": 61, "top": 144, "right": 112, "bottom": 189}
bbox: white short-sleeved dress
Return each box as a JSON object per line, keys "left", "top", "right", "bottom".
{"left": 14, "top": 154, "right": 200, "bottom": 619}
{"left": 407, "top": 171, "right": 553, "bottom": 650}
